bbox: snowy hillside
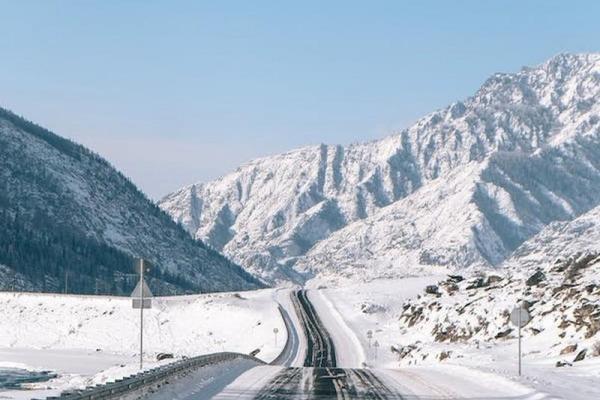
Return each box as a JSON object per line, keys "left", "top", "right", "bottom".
{"left": 161, "top": 53, "right": 600, "bottom": 283}
{"left": 347, "top": 207, "right": 600, "bottom": 371}
{"left": 0, "top": 108, "right": 262, "bottom": 294}
{"left": 311, "top": 208, "right": 600, "bottom": 398}
{"left": 503, "top": 204, "right": 600, "bottom": 270}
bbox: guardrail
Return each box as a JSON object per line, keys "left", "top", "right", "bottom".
{"left": 37, "top": 352, "right": 265, "bottom": 400}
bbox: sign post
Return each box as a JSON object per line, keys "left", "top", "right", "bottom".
{"left": 373, "top": 340, "right": 380, "bottom": 359}
{"left": 131, "top": 259, "right": 152, "bottom": 370}
{"left": 510, "top": 305, "right": 531, "bottom": 376}
{"left": 366, "top": 330, "right": 373, "bottom": 348}
{"left": 273, "top": 328, "right": 279, "bottom": 347}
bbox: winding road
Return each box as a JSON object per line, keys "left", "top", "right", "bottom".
{"left": 253, "top": 290, "right": 402, "bottom": 399}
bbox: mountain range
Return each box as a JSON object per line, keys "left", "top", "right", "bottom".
{"left": 160, "top": 53, "right": 600, "bottom": 284}
{"left": 0, "top": 108, "right": 262, "bottom": 294}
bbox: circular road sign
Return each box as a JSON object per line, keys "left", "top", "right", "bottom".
{"left": 510, "top": 307, "right": 531, "bottom": 328}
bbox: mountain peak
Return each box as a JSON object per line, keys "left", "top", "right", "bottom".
{"left": 160, "top": 54, "right": 600, "bottom": 284}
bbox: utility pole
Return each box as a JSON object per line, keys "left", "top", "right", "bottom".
{"left": 64, "top": 270, "right": 68, "bottom": 294}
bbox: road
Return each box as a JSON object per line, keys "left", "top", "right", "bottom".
{"left": 144, "top": 288, "right": 553, "bottom": 400}
{"left": 252, "top": 290, "right": 403, "bottom": 399}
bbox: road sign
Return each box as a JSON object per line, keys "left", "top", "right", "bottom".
{"left": 132, "top": 298, "right": 152, "bottom": 309}
{"left": 132, "top": 258, "right": 153, "bottom": 370}
{"left": 510, "top": 307, "right": 530, "bottom": 328}
{"left": 131, "top": 280, "right": 153, "bottom": 299}
{"left": 510, "top": 305, "right": 531, "bottom": 376}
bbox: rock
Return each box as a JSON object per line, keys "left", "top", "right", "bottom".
{"left": 555, "top": 360, "right": 572, "bottom": 367}
{"left": 393, "top": 344, "right": 417, "bottom": 360}
{"left": 442, "top": 282, "right": 459, "bottom": 294}
{"left": 495, "top": 328, "right": 512, "bottom": 339}
{"left": 486, "top": 275, "right": 503, "bottom": 285}
{"left": 447, "top": 275, "right": 464, "bottom": 283}
{"left": 157, "top": 353, "right": 174, "bottom": 361}
{"left": 425, "top": 285, "right": 440, "bottom": 295}
{"left": 438, "top": 351, "right": 451, "bottom": 361}
{"left": 593, "top": 341, "right": 600, "bottom": 357}
{"left": 466, "top": 277, "right": 488, "bottom": 290}
{"left": 560, "top": 344, "right": 578, "bottom": 355}
{"left": 526, "top": 270, "right": 546, "bottom": 286}
{"left": 573, "top": 349, "right": 587, "bottom": 362}
{"left": 360, "top": 302, "right": 387, "bottom": 314}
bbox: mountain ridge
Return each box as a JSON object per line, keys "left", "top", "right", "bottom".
{"left": 160, "top": 52, "right": 600, "bottom": 284}
{"left": 0, "top": 107, "right": 263, "bottom": 294}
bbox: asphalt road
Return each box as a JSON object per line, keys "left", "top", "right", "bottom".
{"left": 254, "top": 290, "right": 403, "bottom": 399}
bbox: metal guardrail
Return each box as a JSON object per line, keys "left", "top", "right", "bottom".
{"left": 37, "top": 352, "right": 265, "bottom": 400}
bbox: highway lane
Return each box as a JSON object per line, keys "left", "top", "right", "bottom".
{"left": 253, "top": 290, "right": 404, "bottom": 399}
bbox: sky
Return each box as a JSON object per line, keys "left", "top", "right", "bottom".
{"left": 1, "top": 1, "right": 599, "bottom": 199}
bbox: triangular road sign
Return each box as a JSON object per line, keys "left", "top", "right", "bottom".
{"left": 130, "top": 279, "right": 153, "bottom": 298}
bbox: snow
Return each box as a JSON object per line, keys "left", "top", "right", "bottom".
{"left": 308, "top": 277, "right": 441, "bottom": 368}
{"left": 0, "top": 289, "right": 288, "bottom": 399}
{"left": 160, "top": 52, "right": 600, "bottom": 285}
{"left": 143, "top": 359, "right": 275, "bottom": 400}
{"left": 312, "top": 269, "right": 600, "bottom": 400}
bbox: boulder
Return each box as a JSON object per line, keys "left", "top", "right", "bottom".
{"left": 560, "top": 344, "right": 578, "bottom": 355}
{"left": 573, "top": 349, "right": 587, "bottom": 362}
{"left": 555, "top": 360, "right": 572, "bottom": 368}
{"left": 425, "top": 285, "right": 440, "bottom": 295}
{"left": 495, "top": 328, "right": 512, "bottom": 339}
{"left": 466, "top": 277, "right": 488, "bottom": 290}
{"left": 486, "top": 275, "right": 503, "bottom": 285}
{"left": 447, "top": 275, "right": 464, "bottom": 283}
{"left": 526, "top": 270, "right": 546, "bottom": 286}
{"left": 438, "top": 351, "right": 451, "bottom": 361}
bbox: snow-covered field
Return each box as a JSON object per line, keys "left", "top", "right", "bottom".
{"left": 0, "top": 289, "right": 287, "bottom": 399}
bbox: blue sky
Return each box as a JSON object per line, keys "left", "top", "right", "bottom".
{"left": 1, "top": 1, "right": 599, "bottom": 199}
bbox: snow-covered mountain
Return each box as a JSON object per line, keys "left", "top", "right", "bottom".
{"left": 393, "top": 204, "right": 600, "bottom": 366}
{"left": 160, "top": 53, "right": 600, "bottom": 284}
{"left": 502, "top": 203, "right": 600, "bottom": 270}
{"left": 0, "top": 108, "right": 262, "bottom": 294}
